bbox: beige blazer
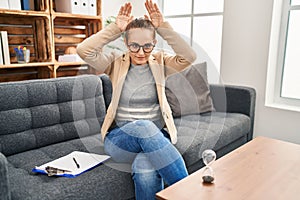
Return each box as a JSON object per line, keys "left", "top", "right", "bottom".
{"left": 77, "top": 21, "right": 196, "bottom": 144}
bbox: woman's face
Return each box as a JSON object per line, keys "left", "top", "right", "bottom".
{"left": 125, "top": 28, "right": 156, "bottom": 65}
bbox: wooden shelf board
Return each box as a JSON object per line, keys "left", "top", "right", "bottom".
{"left": 0, "top": 62, "right": 54, "bottom": 69}
{"left": 52, "top": 11, "right": 101, "bottom": 20}
{"left": 55, "top": 62, "right": 88, "bottom": 66}
{"left": 0, "top": 9, "right": 49, "bottom": 17}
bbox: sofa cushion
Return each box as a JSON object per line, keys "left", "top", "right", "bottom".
{"left": 174, "top": 112, "right": 251, "bottom": 167}
{"left": 6, "top": 112, "right": 250, "bottom": 199}
{"left": 0, "top": 75, "right": 106, "bottom": 156}
{"left": 165, "top": 62, "right": 215, "bottom": 117}
{"left": 7, "top": 134, "right": 135, "bottom": 200}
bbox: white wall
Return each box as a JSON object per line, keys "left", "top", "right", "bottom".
{"left": 221, "top": 0, "right": 300, "bottom": 144}
{"left": 102, "top": 0, "right": 148, "bottom": 24}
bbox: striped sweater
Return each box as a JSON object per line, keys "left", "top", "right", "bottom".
{"left": 115, "top": 63, "right": 164, "bottom": 129}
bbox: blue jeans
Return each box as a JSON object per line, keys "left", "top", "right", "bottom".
{"left": 104, "top": 120, "right": 188, "bottom": 200}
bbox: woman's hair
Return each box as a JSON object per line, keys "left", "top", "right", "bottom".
{"left": 124, "top": 18, "right": 156, "bottom": 41}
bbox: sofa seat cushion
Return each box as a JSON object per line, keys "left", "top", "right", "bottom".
{"left": 7, "top": 134, "right": 134, "bottom": 200}
{"left": 174, "top": 112, "right": 251, "bottom": 167}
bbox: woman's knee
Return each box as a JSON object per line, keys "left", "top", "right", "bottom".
{"left": 132, "top": 153, "right": 154, "bottom": 173}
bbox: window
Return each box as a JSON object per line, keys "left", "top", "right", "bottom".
{"left": 159, "top": 0, "right": 224, "bottom": 83}
{"left": 281, "top": 8, "right": 300, "bottom": 99}
{"left": 266, "top": 0, "right": 300, "bottom": 112}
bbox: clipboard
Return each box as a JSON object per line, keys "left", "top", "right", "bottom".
{"left": 32, "top": 151, "right": 110, "bottom": 178}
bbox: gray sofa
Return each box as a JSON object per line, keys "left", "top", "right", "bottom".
{"left": 0, "top": 74, "right": 255, "bottom": 200}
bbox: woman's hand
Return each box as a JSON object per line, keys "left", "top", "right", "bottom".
{"left": 116, "top": 3, "right": 134, "bottom": 32}
{"left": 144, "top": 0, "right": 164, "bottom": 28}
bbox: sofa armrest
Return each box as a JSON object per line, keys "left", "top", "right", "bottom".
{"left": 0, "top": 152, "right": 10, "bottom": 200}
{"left": 209, "top": 84, "right": 256, "bottom": 141}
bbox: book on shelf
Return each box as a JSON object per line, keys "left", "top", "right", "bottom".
{"left": 58, "top": 54, "right": 84, "bottom": 62}
{"left": 55, "top": 0, "right": 97, "bottom": 16}
{"left": 0, "top": 31, "right": 10, "bottom": 65}
{"left": 21, "top": 0, "right": 35, "bottom": 10}
{"left": 88, "top": 0, "right": 97, "bottom": 16}
{"left": 0, "top": 37, "right": 3, "bottom": 65}
{"left": 55, "top": 0, "right": 81, "bottom": 14}
{"left": 8, "top": 0, "right": 22, "bottom": 10}
{"left": 0, "top": 0, "right": 9, "bottom": 9}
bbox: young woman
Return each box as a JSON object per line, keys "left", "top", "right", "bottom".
{"left": 77, "top": 0, "right": 196, "bottom": 199}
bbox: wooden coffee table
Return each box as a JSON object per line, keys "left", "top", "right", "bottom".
{"left": 156, "top": 136, "right": 300, "bottom": 200}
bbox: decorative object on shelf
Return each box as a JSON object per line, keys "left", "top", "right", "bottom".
{"left": 104, "top": 16, "right": 116, "bottom": 26}
{"left": 14, "top": 46, "right": 30, "bottom": 63}
{"left": 58, "top": 47, "right": 83, "bottom": 62}
{"left": 58, "top": 54, "right": 83, "bottom": 62}
{"left": 64, "top": 46, "right": 77, "bottom": 54}
{"left": 201, "top": 149, "right": 216, "bottom": 184}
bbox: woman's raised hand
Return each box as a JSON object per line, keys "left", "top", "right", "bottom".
{"left": 116, "top": 3, "right": 134, "bottom": 32}
{"left": 144, "top": 0, "right": 163, "bottom": 28}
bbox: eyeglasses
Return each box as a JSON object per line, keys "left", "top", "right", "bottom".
{"left": 127, "top": 42, "right": 155, "bottom": 53}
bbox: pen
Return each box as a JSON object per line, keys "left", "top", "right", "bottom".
{"left": 73, "top": 157, "right": 80, "bottom": 168}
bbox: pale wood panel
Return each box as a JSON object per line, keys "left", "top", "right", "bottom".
{"left": 156, "top": 137, "right": 300, "bottom": 200}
